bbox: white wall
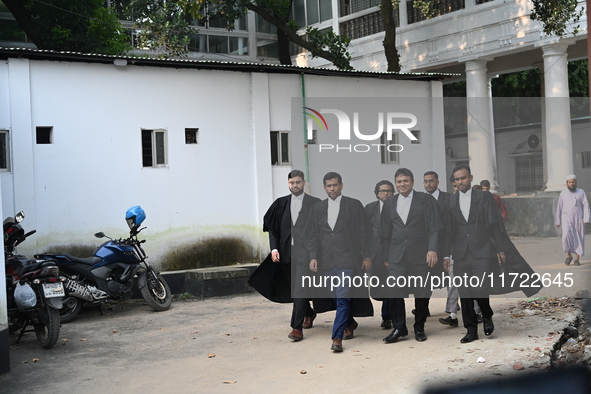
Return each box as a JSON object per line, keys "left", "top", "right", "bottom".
{"left": 1, "top": 56, "right": 444, "bottom": 264}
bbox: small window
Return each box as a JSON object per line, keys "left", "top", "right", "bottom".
{"left": 582, "top": 151, "right": 591, "bottom": 168}
{"left": 0, "top": 130, "right": 9, "bottom": 170}
{"left": 307, "top": 129, "right": 317, "bottom": 145}
{"left": 36, "top": 126, "right": 52, "bottom": 144}
{"left": 270, "top": 131, "right": 290, "bottom": 165}
{"left": 410, "top": 130, "right": 421, "bottom": 144}
{"left": 380, "top": 132, "right": 400, "bottom": 164}
{"left": 185, "top": 128, "right": 199, "bottom": 144}
{"left": 142, "top": 129, "right": 167, "bottom": 167}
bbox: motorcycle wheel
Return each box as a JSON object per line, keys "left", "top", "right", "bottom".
{"left": 59, "top": 296, "right": 83, "bottom": 324}
{"left": 34, "top": 304, "right": 60, "bottom": 349}
{"left": 140, "top": 271, "right": 172, "bottom": 311}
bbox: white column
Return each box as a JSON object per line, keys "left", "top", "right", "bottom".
{"left": 247, "top": 11, "right": 257, "bottom": 61}
{"left": 465, "top": 58, "right": 497, "bottom": 190}
{"left": 539, "top": 41, "right": 573, "bottom": 191}
{"left": 331, "top": 0, "right": 340, "bottom": 34}
{"left": 398, "top": 0, "right": 408, "bottom": 28}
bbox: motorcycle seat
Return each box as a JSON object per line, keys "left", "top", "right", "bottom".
{"left": 18, "top": 260, "right": 55, "bottom": 276}
{"left": 61, "top": 253, "right": 102, "bottom": 265}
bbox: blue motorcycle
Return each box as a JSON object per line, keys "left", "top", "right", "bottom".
{"left": 35, "top": 206, "right": 171, "bottom": 323}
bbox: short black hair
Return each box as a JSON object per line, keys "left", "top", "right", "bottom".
{"left": 452, "top": 164, "right": 471, "bottom": 177}
{"left": 374, "top": 180, "right": 394, "bottom": 197}
{"left": 472, "top": 185, "right": 482, "bottom": 190}
{"left": 288, "top": 170, "right": 305, "bottom": 181}
{"left": 449, "top": 174, "right": 455, "bottom": 184}
{"left": 394, "top": 167, "right": 414, "bottom": 181}
{"left": 480, "top": 179, "right": 491, "bottom": 188}
{"left": 323, "top": 171, "right": 342, "bottom": 185}
{"left": 424, "top": 171, "right": 439, "bottom": 180}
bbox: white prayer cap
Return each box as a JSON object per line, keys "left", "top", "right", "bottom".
{"left": 566, "top": 174, "right": 576, "bottom": 181}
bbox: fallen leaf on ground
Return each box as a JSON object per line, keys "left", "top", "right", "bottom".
{"left": 300, "top": 370, "right": 307, "bottom": 374}
{"left": 208, "top": 353, "right": 215, "bottom": 358}
{"left": 81, "top": 339, "right": 87, "bottom": 341}
{"left": 33, "top": 358, "right": 39, "bottom": 362}
{"left": 223, "top": 381, "right": 236, "bottom": 384}
{"left": 316, "top": 365, "right": 323, "bottom": 368}
{"left": 352, "top": 350, "right": 360, "bottom": 352}
{"left": 112, "top": 330, "right": 119, "bottom": 333}
{"left": 513, "top": 363, "right": 525, "bottom": 370}
{"left": 62, "top": 339, "right": 68, "bottom": 342}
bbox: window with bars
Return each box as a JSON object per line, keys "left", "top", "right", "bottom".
{"left": 582, "top": 152, "right": 591, "bottom": 169}
{"left": 515, "top": 155, "right": 543, "bottom": 191}
{"left": 380, "top": 132, "right": 400, "bottom": 164}
{"left": 407, "top": 0, "right": 465, "bottom": 24}
{"left": 340, "top": 10, "right": 399, "bottom": 40}
{"left": 0, "top": 130, "right": 9, "bottom": 170}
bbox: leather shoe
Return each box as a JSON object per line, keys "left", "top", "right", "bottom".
{"left": 288, "top": 329, "right": 303, "bottom": 341}
{"left": 411, "top": 308, "right": 430, "bottom": 317}
{"left": 302, "top": 313, "right": 317, "bottom": 329}
{"left": 331, "top": 338, "right": 343, "bottom": 352}
{"left": 476, "top": 314, "right": 483, "bottom": 324}
{"left": 383, "top": 328, "right": 408, "bottom": 343}
{"left": 574, "top": 259, "right": 581, "bottom": 266}
{"left": 483, "top": 317, "right": 494, "bottom": 336}
{"left": 438, "top": 316, "right": 459, "bottom": 327}
{"left": 344, "top": 320, "right": 358, "bottom": 340}
{"left": 460, "top": 332, "right": 479, "bottom": 343}
{"left": 415, "top": 330, "right": 427, "bottom": 342}
{"left": 380, "top": 319, "right": 393, "bottom": 329}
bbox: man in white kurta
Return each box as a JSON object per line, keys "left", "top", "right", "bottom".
{"left": 555, "top": 175, "right": 590, "bottom": 265}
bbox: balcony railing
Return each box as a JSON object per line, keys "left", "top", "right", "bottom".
{"left": 340, "top": 10, "right": 399, "bottom": 40}
{"left": 407, "top": 0, "right": 465, "bottom": 24}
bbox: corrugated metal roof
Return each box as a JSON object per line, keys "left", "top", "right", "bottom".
{"left": 0, "top": 46, "right": 458, "bottom": 81}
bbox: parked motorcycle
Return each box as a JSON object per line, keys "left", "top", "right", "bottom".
{"left": 4, "top": 211, "right": 64, "bottom": 348}
{"left": 35, "top": 206, "right": 171, "bottom": 323}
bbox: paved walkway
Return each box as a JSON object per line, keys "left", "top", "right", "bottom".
{"left": 0, "top": 236, "right": 589, "bottom": 394}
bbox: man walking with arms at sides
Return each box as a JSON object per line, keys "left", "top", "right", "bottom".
{"left": 365, "top": 180, "right": 395, "bottom": 330}
{"left": 380, "top": 168, "right": 442, "bottom": 343}
{"left": 442, "top": 165, "right": 506, "bottom": 343}
{"left": 556, "top": 175, "right": 590, "bottom": 266}
{"left": 304, "top": 172, "right": 374, "bottom": 352}
{"left": 249, "top": 170, "right": 321, "bottom": 341}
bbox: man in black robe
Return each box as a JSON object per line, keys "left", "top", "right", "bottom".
{"left": 365, "top": 180, "right": 395, "bottom": 330}
{"left": 304, "top": 172, "right": 373, "bottom": 352}
{"left": 442, "top": 164, "right": 506, "bottom": 344}
{"left": 248, "top": 170, "right": 321, "bottom": 341}
{"left": 379, "top": 168, "right": 442, "bottom": 343}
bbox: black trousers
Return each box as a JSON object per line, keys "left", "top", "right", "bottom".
{"left": 454, "top": 249, "right": 494, "bottom": 333}
{"left": 388, "top": 297, "right": 430, "bottom": 332}
{"left": 283, "top": 263, "right": 315, "bottom": 331}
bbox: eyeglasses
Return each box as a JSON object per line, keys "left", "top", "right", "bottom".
{"left": 378, "top": 189, "right": 394, "bottom": 194}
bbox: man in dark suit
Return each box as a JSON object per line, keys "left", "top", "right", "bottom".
{"left": 442, "top": 164, "right": 506, "bottom": 344}
{"left": 305, "top": 172, "right": 373, "bottom": 352}
{"left": 253, "top": 170, "right": 321, "bottom": 342}
{"left": 380, "top": 168, "right": 442, "bottom": 343}
{"left": 365, "top": 180, "right": 395, "bottom": 330}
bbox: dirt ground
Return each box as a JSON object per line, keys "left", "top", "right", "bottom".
{"left": 0, "top": 236, "right": 590, "bottom": 394}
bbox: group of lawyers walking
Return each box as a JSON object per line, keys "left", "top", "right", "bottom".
{"left": 250, "top": 165, "right": 549, "bottom": 352}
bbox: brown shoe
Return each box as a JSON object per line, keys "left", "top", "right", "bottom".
{"left": 303, "top": 313, "right": 317, "bottom": 329}
{"left": 331, "top": 338, "right": 343, "bottom": 352}
{"left": 343, "top": 321, "right": 359, "bottom": 340}
{"left": 288, "top": 329, "right": 303, "bottom": 341}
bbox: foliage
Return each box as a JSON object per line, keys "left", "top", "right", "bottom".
{"left": 127, "top": 0, "right": 198, "bottom": 58}
{"left": 530, "top": 0, "right": 584, "bottom": 37}
{"left": 305, "top": 28, "right": 351, "bottom": 70}
{"left": 413, "top": 0, "right": 436, "bottom": 20}
{"left": 2, "top": 0, "right": 131, "bottom": 55}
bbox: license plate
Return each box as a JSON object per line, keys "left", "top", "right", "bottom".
{"left": 43, "top": 282, "right": 65, "bottom": 298}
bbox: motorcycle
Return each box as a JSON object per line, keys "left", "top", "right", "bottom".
{"left": 4, "top": 211, "right": 64, "bottom": 348}
{"left": 35, "top": 206, "right": 172, "bottom": 323}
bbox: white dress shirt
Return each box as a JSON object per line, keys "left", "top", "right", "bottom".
{"left": 327, "top": 195, "right": 342, "bottom": 230}
{"left": 396, "top": 190, "right": 413, "bottom": 225}
{"left": 291, "top": 193, "right": 304, "bottom": 225}
{"left": 431, "top": 189, "right": 440, "bottom": 201}
{"left": 459, "top": 188, "right": 472, "bottom": 221}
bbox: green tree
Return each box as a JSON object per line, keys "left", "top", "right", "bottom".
{"left": 2, "top": 0, "right": 131, "bottom": 55}
{"left": 530, "top": 0, "right": 584, "bottom": 37}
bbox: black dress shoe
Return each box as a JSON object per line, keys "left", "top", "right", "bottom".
{"left": 380, "top": 319, "right": 393, "bottom": 329}
{"left": 460, "top": 332, "right": 479, "bottom": 343}
{"left": 383, "top": 328, "right": 408, "bottom": 343}
{"left": 483, "top": 317, "right": 494, "bottom": 336}
{"left": 415, "top": 330, "right": 427, "bottom": 342}
{"left": 476, "top": 314, "right": 483, "bottom": 324}
{"left": 438, "top": 316, "right": 459, "bottom": 327}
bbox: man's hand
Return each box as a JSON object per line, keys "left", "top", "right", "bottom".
{"left": 497, "top": 252, "right": 506, "bottom": 266}
{"left": 384, "top": 262, "right": 389, "bottom": 267}
{"left": 443, "top": 258, "right": 451, "bottom": 273}
{"left": 556, "top": 225, "right": 561, "bottom": 228}
{"left": 309, "top": 259, "right": 318, "bottom": 272}
{"left": 271, "top": 250, "right": 280, "bottom": 263}
{"left": 361, "top": 258, "right": 372, "bottom": 272}
{"left": 426, "top": 251, "right": 438, "bottom": 267}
